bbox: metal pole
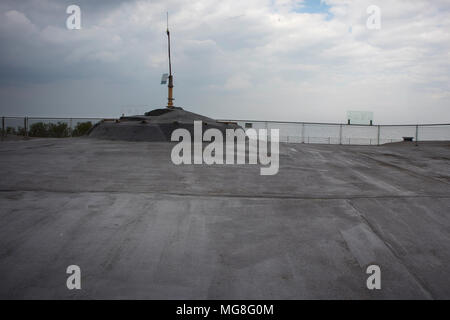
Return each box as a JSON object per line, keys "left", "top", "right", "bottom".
{"left": 167, "top": 13, "right": 172, "bottom": 77}
{"left": 1, "top": 116, "right": 4, "bottom": 138}
{"left": 339, "top": 124, "right": 342, "bottom": 145}
{"left": 377, "top": 125, "right": 380, "bottom": 146}
{"left": 166, "top": 12, "right": 174, "bottom": 108}
{"left": 301, "top": 123, "right": 305, "bottom": 143}
{"left": 266, "top": 121, "right": 268, "bottom": 141}
{"left": 415, "top": 125, "right": 419, "bottom": 146}
{"left": 24, "top": 117, "right": 28, "bottom": 137}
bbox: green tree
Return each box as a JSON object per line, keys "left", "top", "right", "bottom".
{"left": 72, "top": 121, "right": 93, "bottom": 137}
{"left": 29, "top": 122, "right": 49, "bottom": 137}
{"left": 48, "top": 122, "right": 71, "bottom": 138}
{"left": 17, "top": 127, "right": 27, "bottom": 136}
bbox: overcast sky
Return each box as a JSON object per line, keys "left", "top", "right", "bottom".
{"left": 0, "top": 0, "right": 449, "bottom": 124}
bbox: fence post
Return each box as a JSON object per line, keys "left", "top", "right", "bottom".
{"left": 339, "top": 124, "right": 342, "bottom": 145}
{"left": 415, "top": 125, "right": 419, "bottom": 146}
{"left": 301, "top": 123, "right": 305, "bottom": 143}
{"left": 24, "top": 117, "right": 28, "bottom": 137}
{"left": 265, "top": 121, "right": 268, "bottom": 141}
{"left": 377, "top": 125, "right": 380, "bottom": 146}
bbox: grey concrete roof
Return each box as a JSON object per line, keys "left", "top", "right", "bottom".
{"left": 0, "top": 138, "right": 449, "bottom": 299}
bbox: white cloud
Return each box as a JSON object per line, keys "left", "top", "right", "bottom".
{"left": 2, "top": 10, "right": 38, "bottom": 35}
{"left": 223, "top": 73, "right": 251, "bottom": 91}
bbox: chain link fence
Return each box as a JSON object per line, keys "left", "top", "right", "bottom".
{"left": 1, "top": 116, "right": 450, "bottom": 145}
{"left": 219, "top": 119, "right": 450, "bottom": 145}
{"left": 1, "top": 117, "right": 102, "bottom": 138}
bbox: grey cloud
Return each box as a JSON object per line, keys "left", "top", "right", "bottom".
{"left": 0, "top": 0, "right": 449, "bottom": 123}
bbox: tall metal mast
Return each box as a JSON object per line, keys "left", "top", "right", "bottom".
{"left": 166, "top": 12, "right": 174, "bottom": 108}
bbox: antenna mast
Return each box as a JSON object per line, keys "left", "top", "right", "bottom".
{"left": 166, "top": 12, "right": 174, "bottom": 108}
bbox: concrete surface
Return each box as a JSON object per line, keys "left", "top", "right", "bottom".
{"left": 0, "top": 138, "right": 449, "bottom": 299}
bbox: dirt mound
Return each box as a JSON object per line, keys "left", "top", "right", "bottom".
{"left": 88, "top": 107, "right": 241, "bottom": 142}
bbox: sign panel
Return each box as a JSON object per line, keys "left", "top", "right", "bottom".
{"left": 347, "top": 111, "right": 374, "bottom": 125}
{"left": 160, "top": 73, "right": 169, "bottom": 85}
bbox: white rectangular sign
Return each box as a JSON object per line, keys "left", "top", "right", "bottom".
{"left": 347, "top": 111, "right": 374, "bottom": 125}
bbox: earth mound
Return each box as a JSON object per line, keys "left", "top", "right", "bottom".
{"left": 88, "top": 107, "right": 241, "bottom": 142}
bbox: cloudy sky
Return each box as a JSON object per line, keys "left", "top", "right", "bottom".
{"left": 0, "top": 0, "right": 449, "bottom": 124}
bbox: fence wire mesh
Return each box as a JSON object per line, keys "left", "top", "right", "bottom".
{"left": 222, "top": 120, "right": 450, "bottom": 145}
{"left": 1, "top": 116, "right": 449, "bottom": 145}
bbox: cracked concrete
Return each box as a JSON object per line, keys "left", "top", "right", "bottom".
{"left": 0, "top": 138, "right": 449, "bottom": 299}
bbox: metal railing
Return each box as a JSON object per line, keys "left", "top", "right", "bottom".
{"left": 218, "top": 119, "right": 450, "bottom": 145}
{"left": 1, "top": 116, "right": 450, "bottom": 145}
